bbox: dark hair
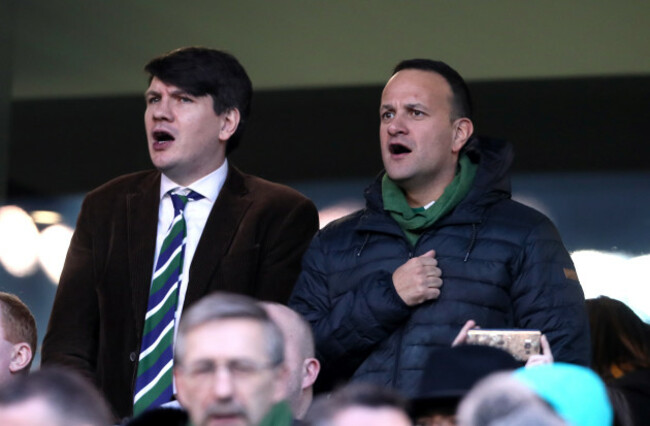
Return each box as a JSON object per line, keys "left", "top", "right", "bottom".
{"left": 304, "top": 382, "right": 409, "bottom": 425}
{"left": 0, "top": 367, "right": 112, "bottom": 426}
{"left": 145, "top": 46, "right": 253, "bottom": 155}
{"left": 585, "top": 296, "right": 650, "bottom": 381}
{"left": 392, "top": 59, "right": 473, "bottom": 121}
{"left": 0, "top": 292, "right": 37, "bottom": 373}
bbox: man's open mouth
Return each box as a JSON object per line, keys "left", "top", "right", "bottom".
{"left": 389, "top": 143, "right": 412, "bottom": 154}
{"left": 153, "top": 130, "right": 175, "bottom": 143}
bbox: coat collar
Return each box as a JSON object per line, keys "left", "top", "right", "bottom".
{"left": 126, "top": 166, "right": 254, "bottom": 329}
{"left": 184, "top": 165, "right": 253, "bottom": 308}
{"left": 357, "top": 137, "right": 513, "bottom": 234}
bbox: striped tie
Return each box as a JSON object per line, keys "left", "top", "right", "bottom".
{"left": 133, "top": 190, "right": 203, "bottom": 415}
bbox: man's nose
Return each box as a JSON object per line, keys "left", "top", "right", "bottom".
{"left": 387, "top": 114, "right": 407, "bottom": 136}
{"left": 212, "top": 366, "right": 235, "bottom": 400}
{"left": 150, "top": 99, "right": 173, "bottom": 121}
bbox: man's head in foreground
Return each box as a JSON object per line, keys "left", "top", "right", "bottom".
{"left": 0, "top": 367, "right": 112, "bottom": 426}
{"left": 144, "top": 46, "right": 253, "bottom": 186}
{"left": 380, "top": 59, "right": 474, "bottom": 206}
{"left": 260, "top": 302, "right": 320, "bottom": 419}
{"left": 0, "top": 292, "right": 37, "bottom": 384}
{"left": 174, "top": 293, "right": 287, "bottom": 426}
{"left": 305, "top": 383, "right": 411, "bottom": 426}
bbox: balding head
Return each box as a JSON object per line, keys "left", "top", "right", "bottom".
{"left": 260, "top": 302, "right": 320, "bottom": 419}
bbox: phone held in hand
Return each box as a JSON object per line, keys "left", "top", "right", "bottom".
{"left": 466, "top": 329, "right": 541, "bottom": 361}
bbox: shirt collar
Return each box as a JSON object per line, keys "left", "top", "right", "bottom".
{"left": 159, "top": 159, "right": 228, "bottom": 203}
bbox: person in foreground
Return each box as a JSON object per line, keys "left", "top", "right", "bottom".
{"left": 0, "top": 367, "right": 113, "bottom": 426}
{"left": 0, "top": 292, "right": 37, "bottom": 385}
{"left": 173, "top": 292, "right": 291, "bottom": 426}
{"left": 304, "top": 382, "right": 411, "bottom": 426}
{"left": 457, "top": 363, "right": 613, "bottom": 426}
{"left": 290, "top": 58, "right": 590, "bottom": 394}
{"left": 260, "top": 302, "right": 320, "bottom": 419}
{"left": 42, "top": 46, "right": 318, "bottom": 420}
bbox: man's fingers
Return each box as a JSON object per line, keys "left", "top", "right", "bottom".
{"left": 540, "top": 334, "right": 553, "bottom": 358}
{"left": 425, "top": 287, "right": 441, "bottom": 300}
{"left": 425, "top": 266, "right": 441, "bottom": 278}
{"left": 419, "top": 257, "right": 438, "bottom": 268}
{"left": 426, "top": 277, "right": 443, "bottom": 288}
{"left": 452, "top": 319, "right": 477, "bottom": 347}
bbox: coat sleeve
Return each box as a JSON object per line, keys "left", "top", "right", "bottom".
{"left": 289, "top": 231, "right": 412, "bottom": 380}
{"left": 252, "top": 196, "right": 320, "bottom": 303}
{"left": 41, "top": 196, "right": 100, "bottom": 383}
{"left": 509, "top": 217, "right": 591, "bottom": 366}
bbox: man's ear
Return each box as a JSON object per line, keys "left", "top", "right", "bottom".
{"left": 218, "top": 108, "right": 241, "bottom": 142}
{"left": 451, "top": 117, "right": 474, "bottom": 154}
{"left": 301, "top": 358, "right": 320, "bottom": 390}
{"left": 9, "top": 342, "right": 32, "bottom": 374}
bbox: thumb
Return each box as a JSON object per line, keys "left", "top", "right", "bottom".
{"left": 419, "top": 249, "right": 436, "bottom": 258}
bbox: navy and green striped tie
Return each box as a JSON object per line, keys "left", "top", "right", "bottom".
{"left": 133, "top": 190, "right": 203, "bottom": 415}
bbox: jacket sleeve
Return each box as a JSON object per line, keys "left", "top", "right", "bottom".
{"left": 289, "top": 231, "right": 412, "bottom": 378}
{"left": 509, "top": 217, "right": 591, "bottom": 366}
{"left": 41, "top": 196, "right": 100, "bottom": 383}
{"left": 252, "top": 196, "right": 319, "bottom": 303}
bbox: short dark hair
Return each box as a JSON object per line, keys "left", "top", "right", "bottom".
{"left": 305, "top": 383, "right": 409, "bottom": 425}
{"left": 0, "top": 367, "right": 113, "bottom": 426}
{"left": 586, "top": 296, "right": 650, "bottom": 381}
{"left": 392, "top": 59, "right": 473, "bottom": 121}
{"left": 0, "top": 292, "right": 37, "bottom": 373}
{"left": 145, "top": 46, "right": 253, "bottom": 155}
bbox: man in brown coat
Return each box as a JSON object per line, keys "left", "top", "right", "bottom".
{"left": 42, "top": 47, "right": 318, "bottom": 421}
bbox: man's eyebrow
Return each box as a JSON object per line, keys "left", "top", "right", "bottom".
{"left": 144, "top": 89, "right": 195, "bottom": 99}
{"left": 169, "top": 89, "right": 193, "bottom": 97}
{"left": 404, "top": 103, "right": 428, "bottom": 111}
{"left": 380, "top": 103, "right": 429, "bottom": 112}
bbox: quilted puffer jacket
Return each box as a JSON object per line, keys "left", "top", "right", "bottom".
{"left": 289, "top": 137, "right": 590, "bottom": 395}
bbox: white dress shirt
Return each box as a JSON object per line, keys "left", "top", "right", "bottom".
{"left": 154, "top": 159, "right": 228, "bottom": 329}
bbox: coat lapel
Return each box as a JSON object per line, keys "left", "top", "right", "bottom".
{"left": 127, "top": 172, "right": 161, "bottom": 335}
{"left": 184, "top": 166, "right": 252, "bottom": 308}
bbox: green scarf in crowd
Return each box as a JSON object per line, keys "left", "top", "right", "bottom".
{"left": 188, "top": 401, "right": 293, "bottom": 426}
{"left": 382, "top": 154, "right": 478, "bottom": 246}
{"left": 258, "top": 401, "right": 294, "bottom": 426}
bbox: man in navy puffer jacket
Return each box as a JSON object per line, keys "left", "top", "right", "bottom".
{"left": 289, "top": 59, "right": 590, "bottom": 395}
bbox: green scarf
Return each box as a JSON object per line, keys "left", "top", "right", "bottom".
{"left": 258, "top": 400, "right": 294, "bottom": 426}
{"left": 187, "top": 400, "right": 293, "bottom": 426}
{"left": 382, "top": 154, "right": 478, "bottom": 246}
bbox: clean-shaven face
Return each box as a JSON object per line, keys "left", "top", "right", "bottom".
{"left": 145, "top": 77, "right": 228, "bottom": 186}
{"left": 380, "top": 69, "right": 464, "bottom": 201}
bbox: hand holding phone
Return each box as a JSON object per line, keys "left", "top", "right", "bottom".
{"left": 465, "top": 329, "right": 541, "bottom": 362}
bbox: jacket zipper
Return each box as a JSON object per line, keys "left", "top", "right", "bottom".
{"left": 391, "top": 246, "right": 412, "bottom": 388}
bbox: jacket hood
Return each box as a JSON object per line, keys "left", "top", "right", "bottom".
{"left": 463, "top": 136, "right": 513, "bottom": 207}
